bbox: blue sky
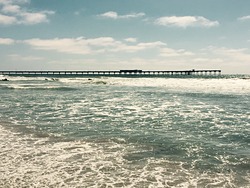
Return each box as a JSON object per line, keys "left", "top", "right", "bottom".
{"left": 0, "top": 0, "right": 250, "bottom": 74}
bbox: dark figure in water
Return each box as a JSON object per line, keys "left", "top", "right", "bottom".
{"left": 1, "top": 78, "right": 9, "bottom": 81}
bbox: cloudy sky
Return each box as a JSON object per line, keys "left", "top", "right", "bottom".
{"left": 0, "top": 0, "right": 250, "bottom": 74}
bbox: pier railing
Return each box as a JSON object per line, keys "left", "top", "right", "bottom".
{"left": 0, "top": 69, "right": 221, "bottom": 76}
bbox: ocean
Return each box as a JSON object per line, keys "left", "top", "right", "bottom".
{"left": 0, "top": 74, "right": 249, "bottom": 187}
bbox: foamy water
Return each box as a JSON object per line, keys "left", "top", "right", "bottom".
{"left": 0, "top": 75, "right": 249, "bottom": 187}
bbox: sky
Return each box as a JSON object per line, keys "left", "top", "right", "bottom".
{"left": 0, "top": 0, "right": 250, "bottom": 74}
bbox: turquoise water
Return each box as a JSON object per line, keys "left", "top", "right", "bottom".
{"left": 0, "top": 75, "right": 249, "bottom": 187}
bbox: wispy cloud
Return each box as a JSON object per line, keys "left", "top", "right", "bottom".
{"left": 2, "top": 3, "right": 21, "bottom": 13}
{"left": 124, "top": 38, "right": 137, "bottom": 43}
{"left": 0, "top": 14, "right": 16, "bottom": 25}
{"left": 160, "top": 47, "right": 194, "bottom": 57}
{"left": 19, "top": 11, "right": 54, "bottom": 25}
{"left": 206, "top": 46, "right": 250, "bottom": 63}
{"left": 8, "top": 54, "right": 43, "bottom": 61}
{"left": 0, "top": 37, "right": 15, "bottom": 44}
{"left": 0, "top": 0, "right": 29, "bottom": 4}
{"left": 0, "top": 0, "right": 54, "bottom": 25}
{"left": 10, "top": 36, "right": 248, "bottom": 70}
{"left": 24, "top": 38, "right": 92, "bottom": 55}
{"left": 98, "top": 11, "right": 145, "bottom": 20}
{"left": 155, "top": 16, "right": 219, "bottom": 28}
{"left": 192, "top": 58, "right": 223, "bottom": 63}
{"left": 23, "top": 37, "right": 166, "bottom": 55}
{"left": 238, "top": 15, "right": 250, "bottom": 21}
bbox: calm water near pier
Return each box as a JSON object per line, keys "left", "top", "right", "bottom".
{"left": 0, "top": 74, "right": 249, "bottom": 187}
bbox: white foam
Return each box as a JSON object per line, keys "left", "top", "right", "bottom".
{"left": 107, "top": 77, "right": 250, "bottom": 95}
{"left": 0, "top": 75, "right": 48, "bottom": 81}
{"left": 1, "top": 75, "right": 250, "bottom": 94}
{"left": 1, "top": 125, "right": 248, "bottom": 187}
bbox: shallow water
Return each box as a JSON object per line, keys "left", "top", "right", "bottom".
{"left": 0, "top": 75, "right": 249, "bottom": 187}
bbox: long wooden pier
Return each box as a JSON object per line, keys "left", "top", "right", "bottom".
{"left": 0, "top": 69, "right": 221, "bottom": 77}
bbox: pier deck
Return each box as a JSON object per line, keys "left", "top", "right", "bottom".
{"left": 0, "top": 69, "right": 221, "bottom": 76}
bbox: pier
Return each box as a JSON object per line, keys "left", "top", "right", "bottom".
{"left": 0, "top": 69, "right": 221, "bottom": 77}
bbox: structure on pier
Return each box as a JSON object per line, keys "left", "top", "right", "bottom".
{"left": 120, "top": 70, "right": 143, "bottom": 73}
{"left": 0, "top": 69, "right": 221, "bottom": 77}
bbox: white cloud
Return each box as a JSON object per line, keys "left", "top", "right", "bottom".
{"left": 206, "top": 46, "right": 250, "bottom": 63}
{"left": 124, "top": 38, "right": 137, "bottom": 43}
{"left": 24, "top": 38, "right": 92, "bottom": 55}
{"left": 0, "top": 0, "right": 8, "bottom": 4}
{"left": 99, "top": 11, "right": 145, "bottom": 19}
{"left": 2, "top": 4, "right": 20, "bottom": 13}
{"left": 238, "top": 15, "right": 250, "bottom": 21}
{"left": 86, "top": 37, "right": 119, "bottom": 47}
{"left": 111, "top": 41, "right": 166, "bottom": 53}
{"left": 192, "top": 58, "right": 223, "bottom": 63}
{"left": 160, "top": 47, "right": 194, "bottom": 57}
{"left": 155, "top": 16, "right": 219, "bottom": 28}
{"left": 136, "top": 41, "right": 166, "bottom": 48}
{"left": 8, "top": 54, "right": 43, "bottom": 61}
{"left": 0, "top": 37, "right": 15, "bottom": 44}
{"left": 0, "top": 0, "right": 54, "bottom": 25}
{"left": 23, "top": 37, "right": 166, "bottom": 55}
{"left": 0, "top": 0, "right": 29, "bottom": 4}
{"left": 19, "top": 11, "right": 54, "bottom": 24}
{"left": 99, "top": 11, "right": 117, "bottom": 19}
{"left": 0, "top": 13, "right": 16, "bottom": 24}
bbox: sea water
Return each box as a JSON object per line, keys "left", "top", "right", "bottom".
{"left": 0, "top": 74, "right": 249, "bottom": 187}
